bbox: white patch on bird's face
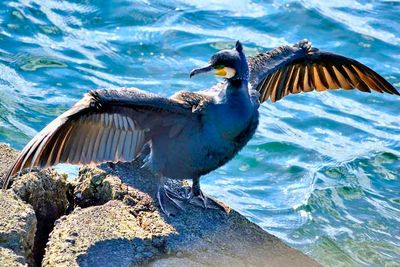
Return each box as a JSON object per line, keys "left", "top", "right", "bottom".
{"left": 224, "top": 67, "right": 236, "bottom": 79}
{"left": 214, "top": 66, "right": 236, "bottom": 78}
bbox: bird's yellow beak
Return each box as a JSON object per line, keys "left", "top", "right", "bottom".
{"left": 215, "top": 68, "right": 227, "bottom": 77}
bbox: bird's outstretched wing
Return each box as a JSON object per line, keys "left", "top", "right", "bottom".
{"left": 2, "top": 88, "right": 192, "bottom": 189}
{"left": 248, "top": 40, "right": 399, "bottom": 103}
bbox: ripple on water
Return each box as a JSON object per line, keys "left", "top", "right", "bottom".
{"left": 0, "top": 0, "right": 399, "bottom": 266}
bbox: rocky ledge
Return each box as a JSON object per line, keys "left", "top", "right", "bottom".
{"left": 0, "top": 143, "right": 320, "bottom": 266}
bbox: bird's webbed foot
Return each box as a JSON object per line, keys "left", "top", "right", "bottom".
{"left": 189, "top": 177, "right": 230, "bottom": 213}
{"left": 155, "top": 176, "right": 229, "bottom": 216}
{"left": 156, "top": 180, "right": 186, "bottom": 216}
{"left": 189, "top": 189, "right": 221, "bottom": 210}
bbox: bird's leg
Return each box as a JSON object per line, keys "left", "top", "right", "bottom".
{"left": 155, "top": 176, "right": 185, "bottom": 216}
{"left": 189, "top": 176, "right": 229, "bottom": 212}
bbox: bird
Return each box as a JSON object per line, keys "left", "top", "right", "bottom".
{"left": 2, "top": 40, "right": 398, "bottom": 216}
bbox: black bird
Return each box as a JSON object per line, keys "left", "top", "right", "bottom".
{"left": 2, "top": 40, "right": 398, "bottom": 215}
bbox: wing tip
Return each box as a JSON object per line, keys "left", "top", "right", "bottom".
{"left": 382, "top": 79, "right": 400, "bottom": 95}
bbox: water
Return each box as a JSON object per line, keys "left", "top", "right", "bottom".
{"left": 0, "top": 0, "right": 399, "bottom": 266}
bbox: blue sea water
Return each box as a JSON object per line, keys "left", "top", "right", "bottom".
{"left": 0, "top": 0, "right": 399, "bottom": 266}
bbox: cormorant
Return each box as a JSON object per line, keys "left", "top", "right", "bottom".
{"left": 2, "top": 40, "right": 399, "bottom": 215}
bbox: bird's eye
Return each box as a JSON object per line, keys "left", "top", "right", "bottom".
{"left": 214, "top": 65, "right": 225, "bottom": 69}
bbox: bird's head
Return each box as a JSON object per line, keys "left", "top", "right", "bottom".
{"left": 190, "top": 41, "right": 249, "bottom": 81}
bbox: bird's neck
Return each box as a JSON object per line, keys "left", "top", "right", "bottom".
{"left": 228, "top": 79, "right": 246, "bottom": 87}
{"left": 211, "top": 78, "right": 254, "bottom": 140}
{"left": 225, "top": 79, "right": 249, "bottom": 101}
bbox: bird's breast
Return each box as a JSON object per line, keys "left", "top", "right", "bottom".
{"left": 209, "top": 98, "right": 255, "bottom": 141}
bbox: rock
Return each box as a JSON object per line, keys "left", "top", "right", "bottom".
{"left": 11, "top": 169, "right": 70, "bottom": 265}
{"left": 0, "top": 190, "right": 37, "bottom": 266}
{"left": 0, "top": 142, "right": 320, "bottom": 266}
{"left": 43, "top": 162, "right": 321, "bottom": 267}
{"left": 0, "top": 143, "right": 18, "bottom": 187}
{"left": 11, "top": 169, "right": 70, "bottom": 222}
{"left": 73, "top": 165, "right": 129, "bottom": 207}
{"left": 0, "top": 247, "right": 26, "bottom": 267}
{"left": 0, "top": 144, "right": 71, "bottom": 266}
{"left": 43, "top": 200, "right": 171, "bottom": 266}
{"left": 73, "top": 163, "right": 155, "bottom": 215}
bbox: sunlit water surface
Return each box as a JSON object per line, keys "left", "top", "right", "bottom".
{"left": 0, "top": 1, "right": 399, "bottom": 266}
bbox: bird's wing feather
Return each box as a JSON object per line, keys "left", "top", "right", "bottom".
{"left": 248, "top": 40, "right": 399, "bottom": 103}
{"left": 2, "top": 87, "right": 192, "bottom": 188}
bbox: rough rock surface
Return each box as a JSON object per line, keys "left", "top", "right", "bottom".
{"left": 0, "top": 143, "right": 70, "bottom": 266}
{"left": 44, "top": 162, "right": 321, "bottom": 267}
{"left": 11, "top": 169, "right": 70, "bottom": 222}
{"left": 0, "top": 143, "right": 320, "bottom": 266}
{"left": 0, "top": 247, "right": 26, "bottom": 267}
{"left": 12, "top": 169, "right": 70, "bottom": 265}
{"left": 0, "top": 143, "right": 18, "bottom": 187}
{"left": 0, "top": 190, "right": 37, "bottom": 266}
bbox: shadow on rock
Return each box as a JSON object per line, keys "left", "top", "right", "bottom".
{"left": 77, "top": 238, "right": 158, "bottom": 267}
